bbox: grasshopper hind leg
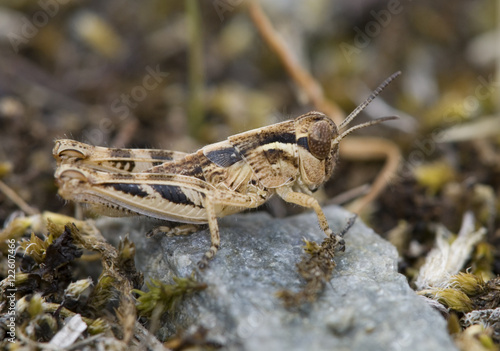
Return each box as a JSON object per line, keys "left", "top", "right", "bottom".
{"left": 147, "top": 223, "right": 214, "bottom": 267}
{"left": 197, "top": 195, "right": 221, "bottom": 269}
{"left": 145, "top": 198, "right": 221, "bottom": 270}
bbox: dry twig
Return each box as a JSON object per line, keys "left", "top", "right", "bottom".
{"left": 247, "top": 1, "right": 344, "bottom": 124}
{"left": 247, "top": 1, "right": 401, "bottom": 213}
{"left": 0, "top": 179, "right": 38, "bottom": 215}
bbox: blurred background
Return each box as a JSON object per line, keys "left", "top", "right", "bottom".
{"left": 0, "top": 1, "right": 498, "bottom": 276}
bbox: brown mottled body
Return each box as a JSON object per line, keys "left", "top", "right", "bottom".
{"left": 53, "top": 72, "right": 400, "bottom": 267}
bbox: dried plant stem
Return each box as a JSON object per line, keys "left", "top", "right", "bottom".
{"left": 111, "top": 117, "right": 139, "bottom": 148}
{"left": 247, "top": 1, "right": 344, "bottom": 124}
{"left": 341, "top": 137, "right": 401, "bottom": 214}
{"left": 186, "top": 0, "right": 205, "bottom": 140}
{"left": 327, "top": 183, "right": 371, "bottom": 206}
{"left": 248, "top": 1, "right": 401, "bottom": 212}
{"left": 0, "top": 179, "right": 38, "bottom": 215}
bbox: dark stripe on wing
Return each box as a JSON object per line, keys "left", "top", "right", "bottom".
{"left": 110, "top": 149, "right": 132, "bottom": 158}
{"left": 205, "top": 146, "right": 243, "bottom": 167}
{"left": 108, "top": 183, "right": 148, "bottom": 197}
{"left": 146, "top": 153, "right": 207, "bottom": 181}
{"left": 151, "top": 184, "right": 197, "bottom": 206}
{"left": 149, "top": 150, "right": 178, "bottom": 161}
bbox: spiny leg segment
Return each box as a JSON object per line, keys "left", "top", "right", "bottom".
{"left": 146, "top": 223, "right": 203, "bottom": 238}
{"left": 275, "top": 186, "right": 347, "bottom": 252}
{"left": 197, "top": 195, "right": 220, "bottom": 269}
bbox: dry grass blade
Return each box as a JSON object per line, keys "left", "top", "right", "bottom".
{"left": 0, "top": 180, "right": 38, "bottom": 215}
{"left": 247, "top": 1, "right": 344, "bottom": 124}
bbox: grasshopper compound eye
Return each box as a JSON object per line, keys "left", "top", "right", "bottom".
{"left": 308, "top": 120, "right": 335, "bottom": 160}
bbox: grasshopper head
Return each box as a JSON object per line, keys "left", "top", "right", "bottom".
{"left": 295, "top": 72, "right": 401, "bottom": 191}
{"left": 294, "top": 112, "right": 339, "bottom": 190}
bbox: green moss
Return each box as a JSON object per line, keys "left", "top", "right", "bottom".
{"left": 134, "top": 274, "right": 206, "bottom": 317}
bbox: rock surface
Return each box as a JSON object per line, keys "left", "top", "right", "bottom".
{"left": 97, "top": 205, "right": 457, "bottom": 351}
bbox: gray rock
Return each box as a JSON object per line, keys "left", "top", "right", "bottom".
{"left": 97, "top": 205, "right": 457, "bottom": 351}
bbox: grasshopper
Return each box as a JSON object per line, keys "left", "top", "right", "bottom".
{"left": 53, "top": 72, "right": 400, "bottom": 268}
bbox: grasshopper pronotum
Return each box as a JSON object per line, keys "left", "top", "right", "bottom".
{"left": 53, "top": 72, "right": 400, "bottom": 268}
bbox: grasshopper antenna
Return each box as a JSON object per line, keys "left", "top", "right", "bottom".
{"left": 338, "top": 71, "right": 401, "bottom": 131}
{"left": 333, "top": 116, "right": 398, "bottom": 146}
